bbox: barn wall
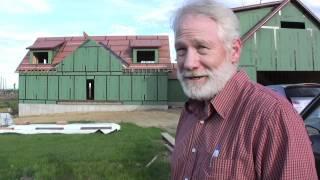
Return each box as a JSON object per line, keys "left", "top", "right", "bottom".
{"left": 237, "top": 2, "right": 320, "bottom": 81}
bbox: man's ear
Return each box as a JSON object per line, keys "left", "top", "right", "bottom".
{"left": 230, "top": 39, "right": 242, "bottom": 64}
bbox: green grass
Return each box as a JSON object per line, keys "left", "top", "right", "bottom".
{"left": 0, "top": 123, "right": 170, "bottom": 180}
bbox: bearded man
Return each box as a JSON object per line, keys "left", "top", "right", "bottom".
{"left": 170, "top": 0, "right": 317, "bottom": 179}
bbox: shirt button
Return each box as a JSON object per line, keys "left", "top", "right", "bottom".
{"left": 191, "top": 148, "right": 196, "bottom": 153}
{"left": 199, "top": 120, "right": 204, "bottom": 124}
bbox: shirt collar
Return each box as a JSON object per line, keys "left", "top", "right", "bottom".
{"left": 211, "top": 70, "right": 250, "bottom": 120}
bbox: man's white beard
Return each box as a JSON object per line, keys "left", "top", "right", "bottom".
{"left": 177, "top": 61, "right": 237, "bottom": 100}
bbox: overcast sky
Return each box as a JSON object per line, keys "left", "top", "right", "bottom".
{"left": 0, "top": 0, "right": 319, "bottom": 89}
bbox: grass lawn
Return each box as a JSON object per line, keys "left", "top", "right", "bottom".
{"left": 0, "top": 123, "right": 170, "bottom": 179}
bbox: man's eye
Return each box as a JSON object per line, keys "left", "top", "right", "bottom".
{"left": 176, "top": 48, "right": 186, "bottom": 56}
{"left": 197, "top": 46, "right": 208, "bottom": 54}
{"left": 198, "top": 45, "right": 208, "bottom": 50}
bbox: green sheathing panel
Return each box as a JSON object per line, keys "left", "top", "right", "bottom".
{"left": 74, "top": 47, "right": 97, "bottom": 72}
{"left": 296, "top": 30, "right": 313, "bottom": 70}
{"left": 157, "top": 76, "right": 168, "bottom": 101}
{"left": 48, "top": 76, "right": 58, "bottom": 100}
{"left": 57, "top": 39, "right": 123, "bottom": 73}
{"left": 168, "top": 79, "right": 187, "bottom": 102}
{"left": 26, "top": 76, "right": 36, "bottom": 99}
{"left": 107, "top": 76, "right": 119, "bottom": 101}
{"left": 59, "top": 76, "right": 74, "bottom": 100}
{"left": 236, "top": 8, "right": 272, "bottom": 36}
{"left": 132, "top": 76, "right": 145, "bottom": 101}
{"left": 20, "top": 72, "right": 170, "bottom": 104}
{"left": 315, "top": 32, "right": 320, "bottom": 70}
{"left": 277, "top": 29, "right": 297, "bottom": 71}
{"left": 240, "top": 39, "right": 255, "bottom": 66}
{"left": 280, "top": 3, "right": 305, "bottom": 22}
{"left": 74, "top": 76, "right": 86, "bottom": 100}
{"left": 240, "top": 66, "right": 257, "bottom": 81}
{"left": 120, "top": 76, "right": 132, "bottom": 101}
{"left": 145, "top": 76, "right": 157, "bottom": 101}
{"left": 98, "top": 47, "right": 110, "bottom": 71}
{"left": 60, "top": 54, "right": 74, "bottom": 71}
{"left": 256, "top": 29, "right": 276, "bottom": 70}
{"left": 110, "top": 54, "right": 122, "bottom": 71}
{"left": 37, "top": 76, "right": 47, "bottom": 99}
{"left": 19, "top": 75, "right": 26, "bottom": 99}
{"left": 95, "top": 76, "right": 107, "bottom": 100}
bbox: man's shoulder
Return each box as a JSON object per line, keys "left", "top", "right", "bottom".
{"left": 242, "top": 81, "right": 293, "bottom": 112}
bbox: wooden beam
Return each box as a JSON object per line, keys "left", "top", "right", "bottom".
{"left": 161, "top": 132, "right": 175, "bottom": 147}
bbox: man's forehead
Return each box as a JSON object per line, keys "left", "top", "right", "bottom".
{"left": 175, "top": 38, "right": 211, "bottom": 46}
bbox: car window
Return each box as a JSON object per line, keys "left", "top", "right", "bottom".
{"left": 291, "top": 97, "right": 314, "bottom": 113}
{"left": 286, "top": 87, "right": 320, "bottom": 113}
{"left": 286, "top": 87, "right": 320, "bottom": 97}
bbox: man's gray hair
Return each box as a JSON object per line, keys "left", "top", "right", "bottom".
{"left": 171, "top": 0, "right": 240, "bottom": 50}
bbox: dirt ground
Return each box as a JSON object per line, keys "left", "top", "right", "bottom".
{"left": 13, "top": 108, "right": 182, "bottom": 134}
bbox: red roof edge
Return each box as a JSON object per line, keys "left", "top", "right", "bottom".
{"left": 99, "top": 42, "right": 129, "bottom": 67}
{"left": 232, "top": 1, "right": 282, "bottom": 12}
{"left": 27, "top": 41, "right": 65, "bottom": 50}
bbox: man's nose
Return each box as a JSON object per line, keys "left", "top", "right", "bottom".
{"left": 183, "top": 49, "right": 200, "bottom": 70}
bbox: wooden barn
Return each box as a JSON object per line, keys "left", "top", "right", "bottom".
{"left": 235, "top": 0, "right": 320, "bottom": 84}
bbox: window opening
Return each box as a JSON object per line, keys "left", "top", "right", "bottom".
{"left": 137, "top": 50, "right": 155, "bottom": 63}
{"left": 281, "top": 21, "right": 305, "bottom": 29}
{"left": 86, "top": 79, "right": 94, "bottom": 100}
{"left": 33, "top": 52, "right": 48, "bottom": 64}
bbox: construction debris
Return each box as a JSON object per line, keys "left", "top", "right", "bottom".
{"left": 161, "top": 132, "right": 175, "bottom": 152}
{"left": 145, "top": 155, "right": 159, "bottom": 168}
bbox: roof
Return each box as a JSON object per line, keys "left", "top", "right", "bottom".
{"left": 17, "top": 35, "right": 171, "bottom": 72}
{"left": 235, "top": 0, "right": 320, "bottom": 43}
{"left": 27, "top": 40, "right": 65, "bottom": 50}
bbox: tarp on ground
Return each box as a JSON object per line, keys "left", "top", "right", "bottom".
{"left": 0, "top": 113, "right": 13, "bottom": 126}
{"left": 0, "top": 123, "right": 120, "bottom": 134}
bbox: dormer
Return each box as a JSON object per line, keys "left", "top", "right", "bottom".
{"left": 27, "top": 39, "right": 64, "bottom": 64}
{"left": 130, "top": 39, "right": 162, "bottom": 64}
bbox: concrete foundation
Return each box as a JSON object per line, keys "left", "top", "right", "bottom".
{"left": 19, "top": 103, "right": 168, "bottom": 117}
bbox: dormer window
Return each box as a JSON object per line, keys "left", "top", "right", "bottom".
{"left": 133, "top": 49, "right": 158, "bottom": 63}
{"left": 33, "top": 52, "right": 48, "bottom": 64}
{"left": 30, "top": 51, "right": 53, "bottom": 64}
{"left": 27, "top": 39, "right": 64, "bottom": 65}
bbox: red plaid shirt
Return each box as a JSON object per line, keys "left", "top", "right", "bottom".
{"left": 171, "top": 71, "right": 317, "bottom": 180}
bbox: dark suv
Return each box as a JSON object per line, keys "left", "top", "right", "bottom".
{"left": 267, "top": 83, "right": 320, "bottom": 113}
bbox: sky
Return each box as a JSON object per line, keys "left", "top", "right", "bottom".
{"left": 0, "top": 0, "right": 319, "bottom": 89}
